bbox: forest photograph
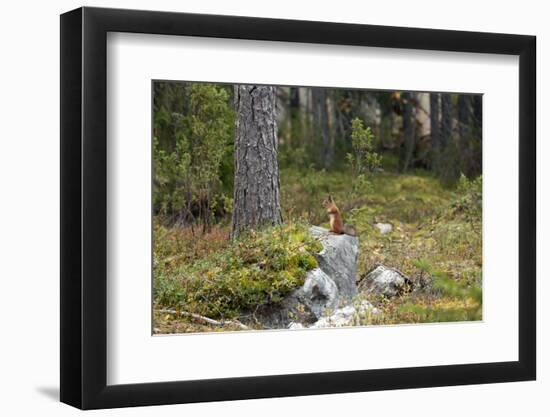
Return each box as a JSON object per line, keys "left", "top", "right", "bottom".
{"left": 152, "top": 81, "right": 482, "bottom": 334}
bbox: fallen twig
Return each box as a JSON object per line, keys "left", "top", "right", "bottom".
{"left": 156, "top": 308, "right": 249, "bottom": 330}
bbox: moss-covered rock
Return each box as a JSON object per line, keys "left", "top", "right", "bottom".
{"left": 153, "top": 222, "right": 322, "bottom": 320}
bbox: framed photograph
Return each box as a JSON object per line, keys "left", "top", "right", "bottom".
{"left": 60, "top": 6, "right": 536, "bottom": 409}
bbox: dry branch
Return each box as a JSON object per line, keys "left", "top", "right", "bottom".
{"left": 156, "top": 308, "right": 249, "bottom": 330}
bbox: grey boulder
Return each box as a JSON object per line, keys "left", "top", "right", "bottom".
{"left": 309, "top": 226, "right": 358, "bottom": 301}
{"left": 292, "top": 267, "right": 339, "bottom": 319}
{"left": 258, "top": 267, "right": 340, "bottom": 328}
{"left": 310, "top": 300, "right": 379, "bottom": 328}
{"left": 261, "top": 226, "right": 360, "bottom": 328}
{"left": 358, "top": 265, "right": 411, "bottom": 297}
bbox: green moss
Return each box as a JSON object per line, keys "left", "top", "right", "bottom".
{"left": 154, "top": 221, "right": 321, "bottom": 319}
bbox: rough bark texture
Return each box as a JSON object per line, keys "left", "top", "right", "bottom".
{"left": 231, "top": 85, "right": 282, "bottom": 238}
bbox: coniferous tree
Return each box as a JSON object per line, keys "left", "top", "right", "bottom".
{"left": 400, "top": 92, "right": 415, "bottom": 171}
{"left": 231, "top": 85, "right": 282, "bottom": 238}
{"left": 430, "top": 92, "right": 441, "bottom": 172}
{"left": 312, "top": 88, "right": 332, "bottom": 168}
{"left": 457, "top": 94, "right": 473, "bottom": 175}
{"left": 440, "top": 93, "right": 452, "bottom": 151}
{"left": 289, "top": 87, "right": 301, "bottom": 148}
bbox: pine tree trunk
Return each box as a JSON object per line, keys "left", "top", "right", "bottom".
{"left": 400, "top": 92, "right": 415, "bottom": 172}
{"left": 289, "top": 87, "right": 300, "bottom": 148}
{"left": 457, "top": 94, "right": 473, "bottom": 176}
{"left": 430, "top": 92, "right": 441, "bottom": 172}
{"left": 472, "top": 95, "right": 482, "bottom": 132}
{"left": 471, "top": 95, "right": 483, "bottom": 176}
{"left": 439, "top": 93, "right": 459, "bottom": 184}
{"left": 440, "top": 93, "right": 452, "bottom": 150}
{"left": 312, "top": 88, "right": 332, "bottom": 168}
{"left": 231, "top": 85, "right": 282, "bottom": 239}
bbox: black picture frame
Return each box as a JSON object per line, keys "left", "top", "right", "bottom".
{"left": 60, "top": 6, "right": 536, "bottom": 410}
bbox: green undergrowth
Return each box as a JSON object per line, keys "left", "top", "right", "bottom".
{"left": 153, "top": 221, "right": 322, "bottom": 321}
{"left": 281, "top": 166, "right": 481, "bottom": 283}
{"left": 353, "top": 259, "right": 482, "bottom": 326}
{"left": 154, "top": 165, "right": 482, "bottom": 332}
{"left": 279, "top": 165, "right": 482, "bottom": 326}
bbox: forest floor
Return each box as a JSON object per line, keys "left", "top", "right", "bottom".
{"left": 153, "top": 165, "right": 482, "bottom": 334}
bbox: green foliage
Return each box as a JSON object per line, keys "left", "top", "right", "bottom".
{"left": 155, "top": 166, "right": 483, "bottom": 332}
{"left": 347, "top": 118, "right": 382, "bottom": 198}
{"left": 151, "top": 83, "right": 483, "bottom": 332}
{"left": 279, "top": 145, "right": 310, "bottom": 169}
{"left": 349, "top": 118, "right": 381, "bottom": 174}
{"left": 454, "top": 174, "right": 482, "bottom": 222}
{"left": 280, "top": 167, "right": 355, "bottom": 225}
{"left": 153, "top": 83, "right": 234, "bottom": 226}
{"left": 353, "top": 259, "right": 482, "bottom": 326}
{"left": 396, "top": 259, "right": 482, "bottom": 322}
{"left": 153, "top": 136, "right": 191, "bottom": 216}
{"left": 438, "top": 136, "right": 462, "bottom": 186}
{"left": 154, "top": 222, "right": 322, "bottom": 319}
{"left": 295, "top": 165, "right": 329, "bottom": 221}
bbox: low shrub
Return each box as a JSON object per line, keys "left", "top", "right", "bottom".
{"left": 153, "top": 222, "right": 322, "bottom": 320}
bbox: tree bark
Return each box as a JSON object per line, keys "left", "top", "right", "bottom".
{"left": 289, "top": 87, "right": 301, "bottom": 148}
{"left": 231, "top": 85, "right": 282, "bottom": 239}
{"left": 430, "top": 92, "right": 441, "bottom": 172}
{"left": 439, "top": 93, "right": 460, "bottom": 184}
{"left": 312, "top": 88, "right": 332, "bottom": 168}
{"left": 440, "top": 93, "right": 452, "bottom": 150}
{"left": 471, "top": 95, "right": 483, "bottom": 176}
{"left": 472, "top": 95, "right": 482, "bottom": 132}
{"left": 400, "top": 92, "right": 415, "bottom": 172}
{"left": 457, "top": 94, "right": 473, "bottom": 176}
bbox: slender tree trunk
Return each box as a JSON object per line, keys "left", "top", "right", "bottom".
{"left": 439, "top": 93, "right": 459, "bottom": 184}
{"left": 400, "top": 92, "right": 415, "bottom": 171}
{"left": 378, "top": 91, "right": 393, "bottom": 149}
{"left": 337, "top": 90, "right": 355, "bottom": 149}
{"left": 457, "top": 94, "right": 473, "bottom": 176}
{"left": 312, "top": 88, "right": 332, "bottom": 168}
{"left": 334, "top": 92, "right": 346, "bottom": 142}
{"left": 326, "top": 92, "right": 337, "bottom": 161}
{"left": 289, "top": 87, "right": 300, "bottom": 148}
{"left": 289, "top": 87, "right": 302, "bottom": 147}
{"left": 231, "top": 85, "right": 282, "bottom": 239}
{"left": 472, "top": 95, "right": 482, "bottom": 132}
{"left": 471, "top": 95, "right": 483, "bottom": 176}
{"left": 430, "top": 92, "right": 441, "bottom": 172}
{"left": 440, "top": 93, "right": 452, "bottom": 150}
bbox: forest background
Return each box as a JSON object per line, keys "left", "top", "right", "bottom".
{"left": 152, "top": 82, "right": 483, "bottom": 333}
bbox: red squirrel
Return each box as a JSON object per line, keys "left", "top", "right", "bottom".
{"left": 322, "top": 195, "right": 356, "bottom": 236}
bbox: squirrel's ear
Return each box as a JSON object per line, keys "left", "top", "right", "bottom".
{"left": 328, "top": 194, "right": 333, "bottom": 202}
